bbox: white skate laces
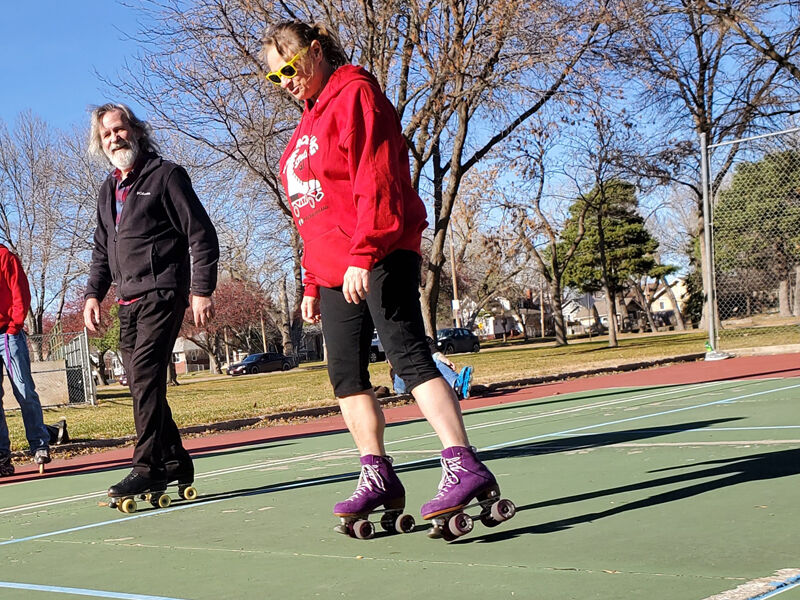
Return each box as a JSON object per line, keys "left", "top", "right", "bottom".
{"left": 346, "top": 463, "right": 386, "bottom": 501}
{"left": 432, "top": 455, "right": 468, "bottom": 500}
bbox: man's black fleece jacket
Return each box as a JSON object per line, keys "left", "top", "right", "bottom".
{"left": 85, "top": 153, "right": 219, "bottom": 302}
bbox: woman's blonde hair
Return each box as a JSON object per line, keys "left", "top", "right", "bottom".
{"left": 260, "top": 21, "right": 348, "bottom": 70}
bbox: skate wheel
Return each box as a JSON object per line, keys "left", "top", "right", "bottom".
{"left": 38, "top": 463, "right": 45, "bottom": 475}
{"left": 480, "top": 511, "right": 500, "bottom": 528}
{"left": 150, "top": 494, "right": 172, "bottom": 508}
{"left": 490, "top": 499, "right": 516, "bottom": 522}
{"left": 395, "top": 513, "right": 416, "bottom": 534}
{"left": 351, "top": 519, "right": 375, "bottom": 540}
{"left": 180, "top": 486, "right": 198, "bottom": 501}
{"left": 119, "top": 498, "right": 137, "bottom": 514}
{"left": 447, "top": 512, "right": 474, "bottom": 537}
{"left": 380, "top": 512, "right": 398, "bottom": 533}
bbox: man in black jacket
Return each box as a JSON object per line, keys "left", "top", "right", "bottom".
{"left": 83, "top": 103, "right": 219, "bottom": 498}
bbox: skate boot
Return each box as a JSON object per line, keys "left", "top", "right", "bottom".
{"left": 0, "top": 452, "right": 14, "bottom": 477}
{"left": 453, "top": 366, "right": 473, "bottom": 400}
{"left": 34, "top": 448, "right": 51, "bottom": 474}
{"left": 107, "top": 470, "right": 169, "bottom": 514}
{"left": 333, "top": 455, "right": 415, "bottom": 539}
{"left": 54, "top": 418, "right": 69, "bottom": 444}
{"left": 165, "top": 459, "right": 198, "bottom": 501}
{"left": 421, "top": 446, "right": 516, "bottom": 541}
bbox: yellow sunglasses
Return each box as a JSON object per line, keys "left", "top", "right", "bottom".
{"left": 266, "top": 47, "right": 309, "bottom": 85}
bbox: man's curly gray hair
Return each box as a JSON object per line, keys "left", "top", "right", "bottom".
{"left": 88, "top": 103, "right": 159, "bottom": 160}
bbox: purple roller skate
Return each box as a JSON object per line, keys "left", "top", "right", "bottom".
{"left": 333, "top": 455, "right": 415, "bottom": 539}
{"left": 421, "top": 446, "right": 516, "bottom": 541}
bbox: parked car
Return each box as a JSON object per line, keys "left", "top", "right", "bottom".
{"left": 435, "top": 327, "right": 480, "bottom": 354}
{"left": 227, "top": 352, "right": 295, "bottom": 375}
{"left": 369, "top": 332, "right": 386, "bottom": 363}
{"left": 117, "top": 371, "right": 129, "bottom": 386}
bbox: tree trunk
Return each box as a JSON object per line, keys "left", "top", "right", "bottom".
{"left": 793, "top": 266, "right": 800, "bottom": 317}
{"left": 779, "top": 279, "right": 791, "bottom": 316}
{"left": 95, "top": 351, "right": 109, "bottom": 386}
{"left": 616, "top": 295, "right": 630, "bottom": 332}
{"left": 605, "top": 287, "right": 618, "bottom": 347}
{"left": 550, "top": 279, "right": 568, "bottom": 346}
{"left": 168, "top": 360, "right": 179, "bottom": 386}
{"left": 632, "top": 282, "right": 658, "bottom": 332}
{"left": 207, "top": 350, "right": 220, "bottom": 375}
{"left": 278, "top": 278, "right": 294, "bottom": 356}
{"left": 660, "top": 276, "right": 687, "bottom": 330}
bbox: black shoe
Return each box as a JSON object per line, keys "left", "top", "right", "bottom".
{"left": 55, "top": 418, "right": 69, "bottom": 444}
{"left": 0, "top": 453, "right": 14, "bottom": 477}
{"left": 108, "top": 470, "right": 167, "bottom": 497}
{"left": 165, "top": 460, "right": 194, "bottom": 485}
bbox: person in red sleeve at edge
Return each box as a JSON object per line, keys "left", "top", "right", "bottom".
{"left": 261, "top": 21, "right": 507, "bottom": 533}
{"left": 0, "top": 244, "right": 51, "bottom": 476}
{"left": 83, "top": 103, "right": 219, "bottom": 502}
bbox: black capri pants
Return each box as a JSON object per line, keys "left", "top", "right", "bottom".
{"left": 320, "top": 250, "right": 441, "bottom": 397}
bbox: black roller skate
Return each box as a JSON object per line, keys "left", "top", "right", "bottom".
{"left": 107, "top": 470, "right": 169, "bottom": 514}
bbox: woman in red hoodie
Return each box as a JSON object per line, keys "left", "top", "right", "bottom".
{"left": 261, "top": 21, "right": 511, "bottom": 537}
{"left": 0, "top": 244, "right": 51, "bottom": 476}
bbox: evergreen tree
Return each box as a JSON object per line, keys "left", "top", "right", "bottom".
{"left": 561, "top": 179, "right": 660, "bottom": 345}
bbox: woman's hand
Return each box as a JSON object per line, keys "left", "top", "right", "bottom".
{"left": 342, "top": 266, "right": 370, "bottom": 304}
{"left": 301, "top": 295, "right": 321, "bottom": 323}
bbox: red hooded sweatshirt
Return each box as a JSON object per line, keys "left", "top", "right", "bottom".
{"left": 279, "top": 65, "right": 428, "bottom": 298}
{"left": 0, "top": 244, "right": 31, "bottom": 335}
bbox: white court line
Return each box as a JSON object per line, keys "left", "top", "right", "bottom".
{"left": 0, "top": 581, "right": 189, "bottom": 600}
{"left": 1, "top": 380, "right": 797, "bottom": 547}
{"left": 0, "top": 378, "right": 781, "bottom": 518}
{"left": 479, "top": 382, "right": 800, "bottom": 452}
{"left": 0, "top": 380, "right": 719, "bottom": 516}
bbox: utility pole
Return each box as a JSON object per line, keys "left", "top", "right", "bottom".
{"left": 448, "top": 222, "right": 462, "bottom": 327}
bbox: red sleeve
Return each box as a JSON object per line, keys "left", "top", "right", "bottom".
{"left": 342, "top": 88, "right": 408, "bottom": 270}
{"left": 4, "top": 253, "right": 31, "bottom": 334}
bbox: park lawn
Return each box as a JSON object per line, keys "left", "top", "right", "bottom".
{"left": 2, "top": 329, "right": 771, "bottom": 455}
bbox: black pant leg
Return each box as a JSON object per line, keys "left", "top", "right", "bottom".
{"left": 119, "top": 290, "right": 188, "bottom": 477}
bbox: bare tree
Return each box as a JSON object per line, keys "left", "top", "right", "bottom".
{"left": 0, "top": 113, "right": 98, "bottom": 336}
{"left": 697, "top": 0, "right": 800, "bottom": 82}
{"left": 613, "top": 0, "right": 792, "bottom": 327}
{"left": 110, "top": 0, "right": 613, "bottom": 338}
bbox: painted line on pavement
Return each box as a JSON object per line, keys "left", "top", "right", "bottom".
{"left": 479, "top": 382, "right": 800, "bottom": 452}
{"left": 0, "top": 581, "right": 188, "bottom": 600}
{"left": 2, "top": 380, "right": 796, "bottom": 547}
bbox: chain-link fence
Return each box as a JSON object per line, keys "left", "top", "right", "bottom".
{"left": 2, "top": 329, "right": 96, "bottom": 408}
{"left": 706, "top": 127, "right": 800, "bottom": 352}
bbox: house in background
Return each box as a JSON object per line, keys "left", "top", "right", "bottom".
{"left": 172, "top": 337, "right": 209, "bottom": 374}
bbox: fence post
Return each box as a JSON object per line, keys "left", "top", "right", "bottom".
{"left": 84, "top": 328, "right": 97, "bottom": 405}
{"left": 700, "top": 132, "right": 729, "bottom": 361}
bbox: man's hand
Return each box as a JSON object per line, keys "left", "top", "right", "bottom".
{"left": 191, "top": 295, "right": 215, "bottom": 327}
{"left": 301, "top": 295, "right": 321, "bottom": 324}
{"left": 83, "top": 298, "right": 101, "bottom": 333}
{"left": 342, "top": 266, "right": 370, "bottom": 304}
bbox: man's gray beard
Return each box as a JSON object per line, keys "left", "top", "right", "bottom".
{"left": 106, "top": 139, "right": 139, "bottom": 171}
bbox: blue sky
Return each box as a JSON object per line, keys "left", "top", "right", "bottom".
{"left": 0, "top": 0, "right": 145, "bottom": 131}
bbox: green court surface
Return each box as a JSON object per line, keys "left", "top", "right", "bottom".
{"left": 1, "top": 376, "right": 798, "bottom": 600}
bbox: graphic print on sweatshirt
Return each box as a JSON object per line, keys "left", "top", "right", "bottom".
{"left": 284, "top": 134, "right": 325, "bottom": 219}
